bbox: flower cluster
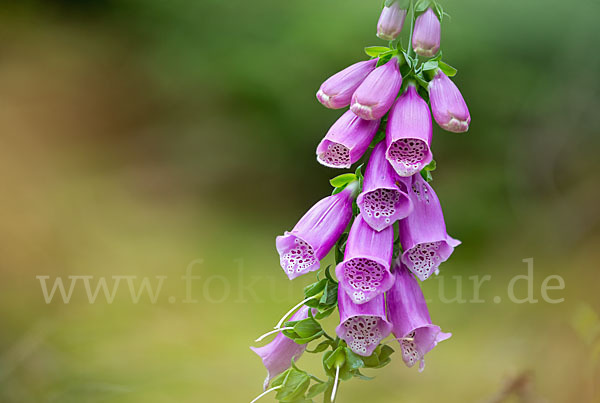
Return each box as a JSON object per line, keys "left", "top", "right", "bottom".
{"left": 251, "top": 0, "right": 470, "bottom": 401}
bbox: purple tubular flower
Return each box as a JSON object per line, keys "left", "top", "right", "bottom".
{"left": 336, "top": 290, "right": 392, "bottom": 356}
{"left": 412, "top": 8, "right": 441, "bottom": 57}
{"left": 386, "top": 263, "right": 451, "bottom": 371}
{"left": 398, "top": 174, "right": 460, "bottom": 281}
{"left": 357, "top": 141, "right": 412, "bottom": 231}
{"left": 316, "top": 59, "right": 377, "bottom": 109}
{"left": 277, "top": 183, "right": 356, "bottom": 280}
{"left": 316, "top": 110, "right": 380, "bottom": 169}
{"left": 335, "top": 215, "right": 395, "bottom": 304}
{"left": 350, "top": 58, "right": 402, "bottom": 120}
{"left": 376, "top": 2, "right": 407, "bottom": 41}
{"left": 251, "top": 305, "right": 310, "bottom": 390}
{"left": 385, "top": 84, "right": 433, "bottom": 177}
{"left": 429, "top": 69, "right": 471, "bottom": 133}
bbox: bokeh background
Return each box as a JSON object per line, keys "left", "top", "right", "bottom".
{"left": 1, "top": 0, "right": 599, "bottom": 402}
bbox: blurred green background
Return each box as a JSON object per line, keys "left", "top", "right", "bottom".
{"left": 1, "top": 0, "right": 599, "bottom": 402}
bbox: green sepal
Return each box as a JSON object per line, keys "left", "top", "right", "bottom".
{"left": 306, "top": 339, "right": 334, "bottom": 354}
{"left": 271, "top": 366, "right": 311, "bottom": 402}
{"left": 438, "top": 60, "right": 457, "bottom": 77}
{"left": 375, "top": 50, "right": 399, "bottom": 67}
{"left": 306, "top": 381, "right": 330, "bottom": 399}
{"left": 364, "top": 46, "right": 391, "bottom": 58}
{"left": 283, "top": 312, "right": 324, "bottom": 344}
{"left": 420, "top": 159, "right": 437, "bottom": 182}
{"left": 330, "top": 173, "right": 357, "bottom": 189}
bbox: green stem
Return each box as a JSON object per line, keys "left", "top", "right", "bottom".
{"left": 406, "top": 0, "right": 416, "bottom": 58}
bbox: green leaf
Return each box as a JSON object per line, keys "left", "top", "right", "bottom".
{"left": 438, "top": 60, "right": 457, "bottom": 77}
{"left": 274, "top": 368, "right": 311, "bottom": 402}
{"left": 304, "top": 279, "right": 327, "bottom": 300}
{"left": 306, "top": 381, "right": 330, "bottom": 399}
{"left": 314, "top": 305, "right": 336, "bottom": 320}
{"left": 323, "top": 346, "right": 346, "bottom": 374}
{"left": 422, "top": 60, "right": 439, "bottom": 72}
{"left": 293, "top": 318, "right": 322, "bottom": 338}
{"left": 344, "top": 348, "right": 365, "bottom": 370}
{"left": 330, "top": 173, "right": 357, "bottom": 188}
{"left": 306, "top": 340, "right": 333, "bottom": 354}
{"left": 420, "top": 170, "right": 433, "bottom": 182}
{"left": 423, "top": 159, "right": 437, "bottom": 172}
{"left": 364, "top": 46, "right": 391, "bottom": 58}
{"left": 414, "top": 0, "right": 432, "bottom": 14}
{"left": 376, "top": 50, "right": 397, "bottom": 67}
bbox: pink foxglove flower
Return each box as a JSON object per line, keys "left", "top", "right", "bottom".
{"left": 316, "top": 110, "right": 380, "bottom": 169}
{"left": 317, "top": 59, "right": 377, "bottom": 109}
{"left": 336, "top": 290, "right": 392, "bottom": 357}
{"left": 398, "top": 174, "right": 460, "bottom": 281}
{"left": 386, "top": 263, "right": 451, "bottom": 371}
{"left": 385, "top": 84, "right": 433, "bottom": 177}
{"left": 251, "top": 305, "right": 310, "bottom": 390}
{"left": 357, "top": 141, "right": 412, "bottom": 231}
{"left": 412, "top": 8, "right": 441, "bottom": 57}
{"left": 377, "top": 1, "right": 407, "bottom": 41}
{"left": 336, "top": 215, "right": 395, "bottom": 304}
{"left": 429, "top": 69, "right": 471, "bottom": 133}
{"left": 276, "top": 183, "right": 357, "bottom": 279}
{"left": 350, "top": 58, "right": 402, "bottom": 120}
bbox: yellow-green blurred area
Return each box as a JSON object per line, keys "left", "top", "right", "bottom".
{"left": 1, "top": 0, "right": 599, "bottom": 401}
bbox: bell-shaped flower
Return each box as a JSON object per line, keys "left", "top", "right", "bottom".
{"left": 377, "top": 1, "right": 407, "bottom": 41}
{"left": 350, "top": 58, "right": 402, "bottom": 120}
{"left": 385, "top": 84, "right": 433, "bottom": 177}
{"left": 251, "top": 305, "right": 310, "bottom": 390}
{"left": 335, "top": 215, "right": 395, "bottom": 304}
{"left": 317, "top": 59, "right": 377, "bottom": 109}
{"left": 336, "top": 290, "right": 392, "bottom": 356}
{"left": 428, "top": 69, "right": 471, "bottom": 133}
{"left": 357, "top": 141, "right": 412, "bottom": 231}
{"left": 398, "top": 174, "right": 460, "bottom": 281}
{"left": 316, "top": 110, "right": 380, "bottom": 169}
{"left": 386, "top": 263, "right": 451, "bottom": 371}
{"left": 412, "top": 8, "right": 441, "bottom": 57}
{"left": 277, "top": 183, "right": 357, "bottom": 280}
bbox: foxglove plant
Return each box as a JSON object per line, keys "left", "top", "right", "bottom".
{"left": 357, "top": 141, "right": 412, "bottom": 231}
{"left": 387, "top": 263, "right": 451, "bottom": 371}
{"left": 317, "top": 59, "right": 377, "bottom": 109}
{"left": 251, "top": 0, "right": 471, "bottom": 401}
{"left": 398, "top": 173, "right": 460, "bottom": 281}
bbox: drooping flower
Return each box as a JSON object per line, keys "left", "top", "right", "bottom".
{"left": 276, "top": 182, "right": 357, "bottom": 279}
{"left": 376, "top": 1, "right": 407, "bottom": 41}
{"left": 428, "top": 69, "right": 471, "bottom": 133}
{"left": 350, "top": 58, "right": 402, "bottom": 120}
{"left": 386, "top": 263, "right": 451, "bottom": 371}
{"left": 357, "top": 141, "right": 412, "bottom": 231}
{"left": 316, "top": 59, "right": 378, "bottom": 109}
{"left": 412, "top": 8, "right": 441, "bottom": 57}
{"left": 398, "top": 174, "right": 460, "bottom": 281}
{"left": 336, "top": 290, "right": 392, "bottom": 356}
{"left": 251, "top": 305, "right": 310, "bottom": 390}
{"left": 316, "top": 110, "right": 380, "bottom": 169}
{"left": 336, "top": 215, "right": 395, "bottom": 304}
{"left": 385, "top": 83, "right": 433, "bottom": 177}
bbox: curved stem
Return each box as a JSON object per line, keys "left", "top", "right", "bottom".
{"left": 331, "top": 366, "right": 341, "bottom": 402}
{"left": 274, "top": 295, "right": 318, "bottom": 329}
{"left": 255, "top": 327, "right": 294, "bottom": 343}
{"left": 249, "top": 385, "right": 282, "bottom": 403}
